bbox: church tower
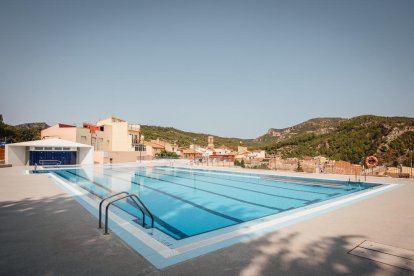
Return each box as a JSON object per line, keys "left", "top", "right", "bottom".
{"left": 207, "top": 136, "right": 214, "bottom": 149}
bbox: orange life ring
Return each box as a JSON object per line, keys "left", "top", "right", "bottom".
{"left": 365, "top": 156, "right": 378, "bottom": 168}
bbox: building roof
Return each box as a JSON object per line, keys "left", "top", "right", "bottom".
{"left": 83, "top": 123, "right": 102, "bottom": 133}
{"left": 145, "top": 141, "right": 165, "bottom": 149}
{"left": 181, "top": 149, "right": 200, "bottom": 154}
{"left": 103, "top": 116, "right": 126, "bottom": 123}
{"left": 58, "top": 123, "right": 76, "bottom": 128}
{"left": 6, "top": 138, "right": 93, "bottom": 148}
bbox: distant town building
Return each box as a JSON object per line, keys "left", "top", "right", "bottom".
{"left": 180, "top": 148, "right": 202, "bottom": 160}
{"left": 41, "top": 116, "right": 147, "bottom": 164}
{"left": 238, "top": 146, "right": 248, "bottom": 153}
{"left": 207, "top": 136, "right": 215, "bottom": 149}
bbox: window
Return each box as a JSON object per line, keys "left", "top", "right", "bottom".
{"left": 54, "top": 147, "right": 62, "bottom": 151}
{"left": 34, "top": 147, "right": 43, "bottom": 151}
{"left": 44, "top": 147, "right": 52, "bottom": 151}
{"left": 62, "top": 147, "right": 70, "bottom": 151}
{"left": 80, "top": 136, "right": 87, "bottom": 143}
{"left": 135, "top": 144, "right": 146, "bottom": 151}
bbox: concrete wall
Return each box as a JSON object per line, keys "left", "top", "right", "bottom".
{"left": 94, "top": 151, "right": 105, "bottom": 164}
{"left": 78, "top": 147, "right": 94, "bottom": 165}
{"left": 101, "top": 125, "right": 112, "bottom": 151}
{"left": 91, "top": 131, "right": 105, "bottom": 151}
{"left": 94, "top": 150, "right": 149, "bottom": 164}
{"left": 100, "top": 123, "right": 132, "bottom": 152}
{"left": 76, "top": 128, "right": 92, "bottom": 146}
{"left": 110, "top": 122, "right": 131, "bottom": 151}
{"left": 5, "top": 146, "right": 27, "bottom": 165}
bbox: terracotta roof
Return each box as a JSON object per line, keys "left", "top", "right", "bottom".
{"left": 181, "top": 149, "right": 199, "bottom": 154}
{"left": 145, "top": 141, "right": 165, "bottom": 149}
{"left": 58, "top": 123, "right": 76, "bottom": 128}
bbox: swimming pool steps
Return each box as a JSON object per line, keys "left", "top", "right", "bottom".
{"left": 98, "top": 191, "right": 155, "bottom": 235}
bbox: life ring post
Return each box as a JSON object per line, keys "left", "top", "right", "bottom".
{"left": 365, "top": 155, "right": 378, "bottom": 169}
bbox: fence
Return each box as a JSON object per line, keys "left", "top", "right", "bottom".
{"left": 268, "top": 157, "right": 413, "bottom": 179}
{"left": 194, "top": 157, "right": 234, "bottom": 167}
{"left": 0, "top": 148, "right": 4, "bottom": 162}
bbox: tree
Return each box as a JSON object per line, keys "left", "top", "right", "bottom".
{"left": 155, "top": 150, "right": 179, "bottom": 159}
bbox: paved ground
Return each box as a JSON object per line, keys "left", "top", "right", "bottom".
{"left": 0, "top": 166, "right": 413, "bottom": 276}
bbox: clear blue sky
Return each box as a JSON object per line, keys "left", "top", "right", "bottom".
{"left": 1, "top": 0, "right": 413, "bottom": 138}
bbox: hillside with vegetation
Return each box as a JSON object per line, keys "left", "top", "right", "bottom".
{"left": 264, "top": 115, "right": 414, "bottom": 166}
{"left": 0, "top": 115, "right": 49, "bottom": 143}
{"left": 140, "top": 125, "right": 258, "bottom": 149}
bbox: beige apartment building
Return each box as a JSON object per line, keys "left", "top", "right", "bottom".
{"left": 41, "top": 123, "right": 103, "bottom": 149}
{"left": 41, "top": 117, "right": 147, "bottom": 164}
{"left": 95, "top": 117, "right": 141, "bottom": 152}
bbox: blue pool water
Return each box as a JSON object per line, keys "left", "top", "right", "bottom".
{"left": 47, "top": 166, "right": 379, "bottom": 240}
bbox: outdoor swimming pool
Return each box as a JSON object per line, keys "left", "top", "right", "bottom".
{"left": 46, "top": 165, "right": 379, "bottom": 240}
{"left": 31, "top": 163, "right": 397, "bottom": 268}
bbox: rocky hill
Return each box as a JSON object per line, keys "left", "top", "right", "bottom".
{"left": 0, "top": 115, "right": 49, "bottom": 143}
{"left": 264, "top": 115, "right": 414, "bottom": 166}
{"left": 256, "top": 118, "right": 346, "bottom": 143}
{"left": 15, "top": 122, "right": 49, "bottom": 130}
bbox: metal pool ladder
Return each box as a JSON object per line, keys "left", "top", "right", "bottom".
{"left": 98, "top": 192, "right": 155, "bottom": 235}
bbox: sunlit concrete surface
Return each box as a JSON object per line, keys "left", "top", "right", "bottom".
{"left": 1, "top": 166, "right": 413, "bottom": 275}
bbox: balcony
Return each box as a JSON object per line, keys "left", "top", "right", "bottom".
{"left": 128, "top": 124, "right": 140, "bottom": 132}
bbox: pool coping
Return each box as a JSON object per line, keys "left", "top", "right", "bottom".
{"left": 32, "top": 165, "right": 399, "bottom": 269}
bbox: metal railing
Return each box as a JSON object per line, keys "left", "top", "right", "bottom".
{"left": 39, "top": 160, "right": 62, "bottom": 166}
{"left": 98, "top": 192, "right": 154, "bottom": 235}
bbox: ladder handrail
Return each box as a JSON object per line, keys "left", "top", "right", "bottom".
{"left": 128, "top": 194, "right": 155, "bottom": 229}
{"left": 104, "top": 195, "right": 146, "bottom": 234}
{"left": 98, "top": 192, "right": 129, "bottom": 229}
{"left": 100, "top": 193, "right": 155, "bottom": 235}
{"left": 39, "top": 160, "right": 62, "bottom": 165}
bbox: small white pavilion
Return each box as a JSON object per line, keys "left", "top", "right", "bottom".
{"left": 5, "top": 138, "right": 93, "bottom": 166}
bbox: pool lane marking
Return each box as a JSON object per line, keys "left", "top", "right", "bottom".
{"left": 150, "top": 168, "right": 311, "bottom": 202}
{"left": 157, "top": 167, "right": 337, "bottom": 195}
{"left": 111, "top": 168, "right": 284, "bottom": 212}
{"left": 172, "top": 183, "right": 397, "bottom": 255}
{"left": 262, "top": 177, "right": 343, "bottom": 187}
{"left": 60, "top": 170, "right": 190, "bottom": 239}
{"left": 108, "top": 168, "right": 283, "bottom": 213}
{"left": 93, "top": 170, "right": 245, "bottom": 224}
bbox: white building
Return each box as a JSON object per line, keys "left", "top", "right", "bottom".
{"left": 5, "top": 138, "right": 93, "bottom": 166}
